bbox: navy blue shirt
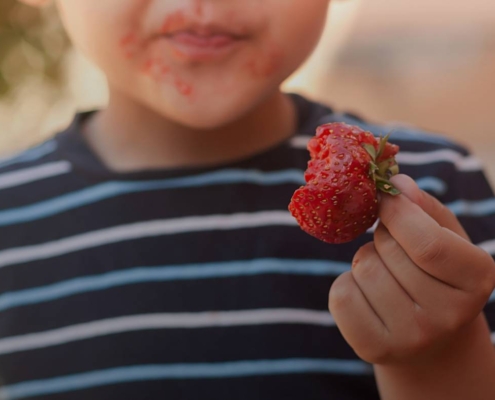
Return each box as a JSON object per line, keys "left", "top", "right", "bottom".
{"left": 0, "top": 94, "right": 493, "bottom": 399}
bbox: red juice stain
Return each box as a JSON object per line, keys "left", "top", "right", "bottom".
{"left": 120, "top": 31, "right": 140, "bottom": 59}
{"left": 120, "top": 32, "right": 136, "bottom": 47}
{"left": 160, "top": 10, "right": 186, "bottom": 34}
{"left": 170, "top": 47, "right": 189, "bottom": 61}
{"left": 173, "top": 76, "right": 193, "bottom": 96}
{"left": 246, "top": 44, "right": 284, "bottom": 78}
{"left": 141, "top": 57, "right": 170, "bottom": 80}
{"left": 141, "top": 59, "right": 155, "bottom": 75}
{"left": 140, "top": 56, "right": 194, "bottom": 99}
{"left": 194, "top": 0, "right": 204, "bottom": 17}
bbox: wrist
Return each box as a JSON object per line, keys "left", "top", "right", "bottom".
{"left": 374, "top": 314, "right": 495, "bottom": 400}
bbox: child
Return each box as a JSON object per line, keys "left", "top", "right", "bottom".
{"left": 1, "top": 0, "right": 494, "bottom": 398}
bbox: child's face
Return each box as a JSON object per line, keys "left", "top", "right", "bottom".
{"left": 55, "top": 0, "right": 330, "bottom": 128}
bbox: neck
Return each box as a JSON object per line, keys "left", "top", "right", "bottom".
{"left": 83, "top": 88, "right": 297, "bottom": 172}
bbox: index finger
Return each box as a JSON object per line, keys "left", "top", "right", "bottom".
{"left": 378, "top": 188, "right": 489, "bottom": 291}
{"left": 389, "top": 174, "right": 469, "bottom": 241}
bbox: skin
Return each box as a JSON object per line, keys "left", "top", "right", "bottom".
{"left": 330, "top": 174, "right": 495, "bottom": 399}
{"left": 19, "top": 1, "right": 495, "bottom": 398}
{"left": 30, "top": 0, "right": 330, "bottom": 171}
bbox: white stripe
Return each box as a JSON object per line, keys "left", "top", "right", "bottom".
{"left": 290, "top": 136, "right": 482, "bottom": 171}
{"left": 0, "top": 161, "right": 71, "bottom": 190}
{"left": 479, "top": 239, "right": 495, "bottom": 256}
{"left": 290, "top": 136, "right": 313, "bottom": 149}
{"left": 491, "top": 331, "right": 495, "bottom": 345}
{"left": 0, "top": 309, "right": 334, "bottom": 355}
{"left": 0, "top": 211, "right": 297, "bottom": 269}
{"left": 396, "top": 150, "right": 482, "bottom": 171}
{"left": 366, "top": 219, "right": 379, "bottom": 234}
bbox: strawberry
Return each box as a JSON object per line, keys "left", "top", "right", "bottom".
{"left": 289, "top": 122, "right": 400, "bottom": 244}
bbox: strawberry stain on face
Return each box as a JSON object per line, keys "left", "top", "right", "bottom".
{"left": 121, "top": 10, "right": 195, "bottom": 101}
{"left": 140, "top": 58, "right": 170, "bottom": 79}
{"left": 159, "top": 10, "right": 186, "bottom": 35}
{"left": 246, "top": 43, "right": 284, "bottom": 78}
{"left": 173, "top": 76, "right": 193, "bottom": 96}
{"left": 194, "top": 0, "right": 204, "bottom": 17}
{"left": 140, "top": 56, "right": 194, "bottom": 99}
{"left": 120, "top": 32, "right": 139, "bottom": 59}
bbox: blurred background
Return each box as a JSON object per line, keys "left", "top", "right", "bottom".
{"left": 1, "top": 0, "right": 494, "bottom": 183}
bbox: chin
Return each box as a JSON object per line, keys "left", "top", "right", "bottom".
{"left": 167, "top": 99, "right": 256, "bottom": 130}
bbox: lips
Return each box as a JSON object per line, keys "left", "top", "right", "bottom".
{"left": 168, "top": 31, "right": 239, "bottom": 48}
{"left": 161, "top": 28, "right": 247, "bottom": 62}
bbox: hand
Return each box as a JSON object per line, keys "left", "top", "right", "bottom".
{"left": 328, "top": 174, "right": 495, "bottom": 365}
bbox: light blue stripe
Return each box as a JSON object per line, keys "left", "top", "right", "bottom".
{"left": 322, "top": 114, "right": 455, "bottom": 146}
{"left": 0, "top": 358, "right": 372, "bottom": 399}
{"left": 0, "top": 141, "right": 57, "bottom": 170}
{"left": 447, "top": 198, "right": 495, "bottom": 217}
{"left": 416, "top": 177, "right": 447, "bottom": 196}
{"left": 409, "top": 177, "right": 495, "bottom": 217}
{"left": 1, "top": 162, "right": 492, "bottom": 228}
{"left": 489, "top": 290, "right": 495, "bottom": 303}
{"left": 0, "top": 169, "right": 304, "bottom": 227}
{"left": 0, "top": 259, "right": 349, "bottom": 313}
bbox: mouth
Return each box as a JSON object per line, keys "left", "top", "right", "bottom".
{"left": 162, "top": 30, "right": 246, "bottom": 61}
{"left": 156, "top": 12, "right": 251, "bottom": 62}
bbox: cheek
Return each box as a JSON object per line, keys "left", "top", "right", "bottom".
{"left": 245, "top": 42, "right": 285, "bottom": 79}
{"left": 120, "top": 32, "right": 139, "bottom": 59}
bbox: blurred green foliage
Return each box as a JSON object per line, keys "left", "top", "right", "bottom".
{"left": 0, "top": 0, "right": 70, "bottom": 98}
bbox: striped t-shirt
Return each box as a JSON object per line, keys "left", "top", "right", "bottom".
{"left": 0, "top": 94, "right": 494, "bottom": 400}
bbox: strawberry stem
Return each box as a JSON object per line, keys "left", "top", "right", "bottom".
{"left": 363, "top": 144, "right": 376, "bottom": 159}
{"left": 376, "top": 134, "right": 390, "bottom": 159}
{"left": 362, "top": 134, "right": 401, "bottom": 196}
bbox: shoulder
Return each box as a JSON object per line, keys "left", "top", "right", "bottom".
{"left": 320, "top": 112, "right": 483, "bottom": 176}
{"left": 292, "top": 94, "right": 469, "bottom": 155}
{"left": 291, "top": 94, "right": 480, "bottom": 173}
{"left": 0, "top": 139, "right": 62, "bottom": 172}
{"left": 327, "top": 112, "right": 469, "bottom": 154}
{"left": 290, "top": 94, "right": 492, "bottom": 200}
{"left": 0, "top": 139, "right": 72, "bottom": 210}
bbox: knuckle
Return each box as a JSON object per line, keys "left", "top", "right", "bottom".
{"left": 354, "top": 334, "right": 392, "bottom": 365}
{"left": 375, "top": 227, "right": 401, "bottom": 257}
{"left": 442, "top": 307, "right": 469, "bottom": 333}
{"left": 479, "top": 279, "right": 495, "bottom": 305}
{"left": 382, "top": 202, "right": 401, "bottom": 228}
{"left": 408, "top": 310, "right": 437, "bottom": 353}
{"left": 426, "top": 192, "right": 449, "bottom": 216}
{"left": 440, "top": 290, "right": 479, "bottom": 333}
{"left": 413, "top": 231, "right": 445, "bottom": 266}
{"left": 466, "top": 250, "right": 495, "bottom": 299}
{"left": 481, "top": 253, "right": 495, "bottom": 296}
{"left": 406, "top": 328, "right": 433, "bottom": 356}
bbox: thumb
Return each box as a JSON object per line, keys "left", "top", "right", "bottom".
{"left": 388, "top": 174, "right": 470, "bottom": 241}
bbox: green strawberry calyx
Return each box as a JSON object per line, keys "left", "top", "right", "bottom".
{"left": 362, "top": 134, "right": 401, "bottom": 196}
